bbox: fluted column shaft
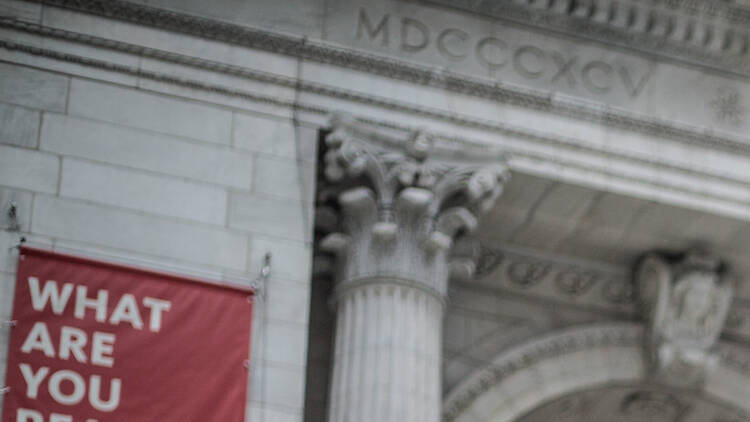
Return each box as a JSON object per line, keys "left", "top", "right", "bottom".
{"left": 328, "top": 281, "right": 442, "bottom": 422}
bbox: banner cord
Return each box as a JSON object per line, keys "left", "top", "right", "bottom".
{"left": 250, "top": 252, "right": 272, "bottom": 300}
{"left": 9, "top": 235, "right": 26, "bottom": 252}
{"left": 0, "top": 386, "right": 9, "bottom": 394}
{"left": 6, "top": 201, "right": 20, "bottom": 232}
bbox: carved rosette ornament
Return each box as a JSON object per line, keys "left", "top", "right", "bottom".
{"left": 320, "top": 113, "right": 508, "bottom": 422}
{"left": 636, "top": 249, "right": 735, "bottom": 389}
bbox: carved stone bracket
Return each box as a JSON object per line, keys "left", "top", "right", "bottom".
{"left": 636, "top": 249, "right": 735, "bottom": 389}
{"left": 320, "top": 113, "right": 510, "bottom": 299}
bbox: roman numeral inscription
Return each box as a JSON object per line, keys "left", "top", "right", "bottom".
{"left": 355, "top": 8, "right": 653, "bottom": 99}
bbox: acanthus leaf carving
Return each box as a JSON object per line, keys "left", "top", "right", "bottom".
{"left": 321, "top": 113, "right": 509, "bottom": 298}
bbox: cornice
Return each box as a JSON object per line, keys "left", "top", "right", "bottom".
{"left": 33, "top": 0, "right": 750, "bottom": 77}
{"left": 423, "top": 0, "right": 750, "bottom": 76}
{"left": 5, "top": 23, "right": 750, "bottom": 216}
{"left": 11, "top": 0, "right": 750, "bottom": 159}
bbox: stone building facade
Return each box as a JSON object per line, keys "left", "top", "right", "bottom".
{"left": 1, "top": 0, "right": 750, "bottom": 421}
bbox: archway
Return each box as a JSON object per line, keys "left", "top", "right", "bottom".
{"left": 443, "top": 323, "right": 750, "bottom": 422}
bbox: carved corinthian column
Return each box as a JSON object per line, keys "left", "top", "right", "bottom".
{"left": 319, "top": 114, "right": 509, "bottom": 422}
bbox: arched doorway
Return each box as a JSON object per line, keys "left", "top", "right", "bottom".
{"left": 443, "top": 323, "right": 750, "bottom": 422}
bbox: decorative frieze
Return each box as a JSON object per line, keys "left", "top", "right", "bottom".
{"left": 636, "top": 249, "right": 735, "bottom": 389}
{"left": 463, "top": 244, "right": 750, "bottom": 343}
{"left": 471, "top": 244, "right": 636, "bottom": 313}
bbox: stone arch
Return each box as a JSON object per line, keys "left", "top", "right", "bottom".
{"left": 442, "top": 322, "right": 750, "bottom": 422}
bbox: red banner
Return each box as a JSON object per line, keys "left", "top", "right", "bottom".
{"left": 2, "top": 247, "right": 253, "bottom": 422}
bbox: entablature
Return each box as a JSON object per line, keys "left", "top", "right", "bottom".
{"left": 8, "top": 0, "right": 750, "bottom": 263}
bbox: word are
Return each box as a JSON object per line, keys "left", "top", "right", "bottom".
{"left": 21, "top": 323, "right": 115, "bottom": 367}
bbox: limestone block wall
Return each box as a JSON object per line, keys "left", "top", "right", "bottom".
{"left": 0, "top": 7, "right": 317, "bottom": 418}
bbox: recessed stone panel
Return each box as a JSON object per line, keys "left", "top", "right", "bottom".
{"left": 0, "top": 63, "right": 68, "bottom": 112}
{"left": 0, "top": 103, "right": 39, "bottom": 148}
{"left": 67, "top": 79, "right": 232, "bottom": 145}
{"left": 31, "top": 195, "right": 248, "bottom": 271}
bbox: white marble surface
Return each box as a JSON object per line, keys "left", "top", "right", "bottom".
{"left": 2, "top": 2, "right": 750, "bottom": 421}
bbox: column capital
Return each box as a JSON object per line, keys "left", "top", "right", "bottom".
{"left": 636, "top": 248, "right": 735, "bottom": 389}
{"left": 319, "top": 113, "right": 509, "bottom": 300}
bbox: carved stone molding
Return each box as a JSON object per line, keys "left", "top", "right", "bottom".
{"left": 636, "top": 249, "right": 735, "bottom": 389}
{"left": 320, "top": 113, "right": 509, "bottom": 298}
{"left": 442, "top": 323, "right": 644, "bottom": 421}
